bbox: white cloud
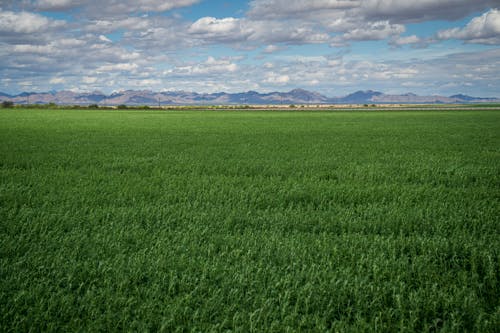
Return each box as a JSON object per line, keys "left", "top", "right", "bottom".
{"left": 280, "top": 55, "right": 328, "bottom": 63}
{"left": 58, "top": 38, "right": 86, "bottom": 47}
{"left": 12, "top": 44, "right": 55, "bottom": 54}
{"left": 390, "top": 35, "right": 422, "bottom": 46}
{"left": 0, "top": 9, "right": 65, "bottom": 34}
{"left": 190, "top": 17, "right": 240, "bottom": 34}
{"left": 328, "top": 59, "right": 343, "bottom": 67}
{"left": 82, "top": 76, "right": 98, "bottom": 84}
{"left": 188, "top": 17, "right": 253, "bottom": 42}
{"left": 248, "top": 20, "right": 331, "bottom": 44}
{"left": 248, "top": 0, "right": 359, "bottom": 19}
{"left": 1, "top": 0, "right": 499, "bottom": 97}
{"left": 188, "top": 16, "right": 332, "bottom": 45}
{"left": 97, "top": 63, "right": 139, "bottom": 72}
{"left": 120, "top": 21, "right": 193, "bottom": 51}
{"left": 18, "top": 80, "right": 34, "bottom": 87}
{"left": 99, "top": 35, "right": 112, "bottom": 43}
{"left": 361, "top": 0, "right": 498, "bottom": 23}
{"left": 32, "top": 0, "right": 201, "bottom": 16}
{"left": 263, "top": 44, "right": 286, "bottom": 53}
{"left": 166, "top": 57, "right": 238, "bottom": 76}
{"left": 132, "top": 79, "right": 162, "bottom": 86}
{"left": 194, "top": 56, "right": 238, "bottom": 74}
{"left": 36, "top": 0, "right": 78, "bottom": 10}
{"left": 124, "top": 0, "right": 200, "bottom": 13}
{"left": 49, "top": 77, "right": 66, "bottom": 84}
{"left": 341, "top": 20, "right": 405, "bottom": 41}
{"left": 86, "top": 17, "right": 152, "bottom": 33}
{"left": 245, "top": 0, "right": 498, "bottom": 46}
{"left": 263, "top": 72, "right": 290, "bottom": 84}
{"left": 248, "top": 0, "right": 497, "bottom": 23}
{"left": 11, "top": 38, "right": 87, "bottom": 55}
{"left": 437, "top": 9, "right": 500, "bottom": 44}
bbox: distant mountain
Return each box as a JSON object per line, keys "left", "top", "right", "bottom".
{"left": 334, "top": 90, "right": 384, "bottom": 103}
{"left": 285, "top": 88, "right": 329, "bottom": 103}
{"left": 450, "top": 94, "right": 474, "bottom": 101}
{"left": 372, "top": 93, "right": 454, "bottom": 104}
{"left": 448, "top": 94, "right": 495, "bottom": 102}
{"left": 0, "top": 89, "right": 498, "bottom": 105}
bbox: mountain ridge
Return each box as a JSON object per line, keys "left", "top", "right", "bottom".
{"left": 1, "top": 89, "right": 498, "bottom": 105}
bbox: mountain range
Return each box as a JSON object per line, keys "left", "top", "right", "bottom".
{"left": 1, "top": 89, "right": 498, "bottom": 106}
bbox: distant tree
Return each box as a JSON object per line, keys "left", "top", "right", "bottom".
{"left": 88, "top": 104, "right": 99, "bottom": 109}
{"left": 289, "top": 104, "right": 296, "bottom": 108}
{"left": 2, "top": 101, "right": 14, "bottom": 108}
{"left": 117, "top": 104, "right": 127, "bottom": 109}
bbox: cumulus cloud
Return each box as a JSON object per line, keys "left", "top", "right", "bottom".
{"left": 99, "top": 35, "right": 112, "bottom": 43}
{"left": 340, "top": 20, "right": 405, "bottom": 41}
{"left": 12, "top": 44, "right": 55, "bottom": 54}
{"left": 188, "top": 17, "right": 253, "bottom": 42}
{"left": 117, "top": 0, "right": 200, "bottom": 13}
{"left": 252, "top": 22, "right": 331, "bottom": 44}
{"left": 97, "top": 63, "right": 139, "bottom": 72}
{"left": 361, "top": 0, "right": 498, "bottom": 23}
{"left": 390, "top": 35, "right": 423, "bottom": 46}
{"left": 253, "top": 48, "right": 500, "bottom": 96}
{"left": 49, "top": 77, "right": 66, "bottom": 84}
{"left": 188, "top": 16, "right": 332, "bottom": 45}
{"left": 30, "top": 0, "right": 201, "bottom": 16}
{"left": 248, "top": 0, "right": 360, "bottom": 19}
{"left": 166, "top": 57, "right": 239, "bottom": 76}
{"left": 248, "top": 0, "right": 497, "bottom": 23}
{"left": 189, "top": 17, "right": 241, "bottom": 34}
{"left": 82, "top": 76, "right": 98, "bottom": 84}
{"left": 0, "top": 9, "right": 65, "bottom": 34}
{"left": 437, "top": 8, "right": 500, "bottom": 44}
{"left": 263, "top": 72, "right": 290, "bottom": 84}
{"left": 1, "top": 0, "right": 499, "bottom": 96}
{"left": 263, "top": 44, "right": 286, "bottom": 53}
{"left": 36, "top": 0, "right": 80, "bottom": 11}
{"left": 245, "top": 0, "right": 499, "bottom": 46}
{"left": 121, "top": 21, "right": 194, "bottom": 51}
{"left": 85, "top": 17, "right": 152, "bottom": 33}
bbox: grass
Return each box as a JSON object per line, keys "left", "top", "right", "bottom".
{"left": 1, "top": 108, "right": 499, "bottom": 332}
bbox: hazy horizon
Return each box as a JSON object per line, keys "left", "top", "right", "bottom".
{"left": 1, "top": 88, "right": 499, "bottom": 99}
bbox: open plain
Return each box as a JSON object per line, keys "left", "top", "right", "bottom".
{"left": 1, "top": 108, "right": 499, "bottom": 331}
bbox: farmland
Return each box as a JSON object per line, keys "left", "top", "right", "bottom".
{"left": 0, "top": 108, "right": 499, "bottom": 332}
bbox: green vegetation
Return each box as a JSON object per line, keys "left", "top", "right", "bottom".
{"left": 469, "top": 103, "right": 500, "bottom": 108}
{"left": 1, "top": 109, "right": 499, "bottom": 332}
{"left": 1, "top": 101, "right": 14, "bottom": 108}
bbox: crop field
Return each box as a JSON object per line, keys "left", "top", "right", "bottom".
{"left": 0, "top": 108, "right": 499, "bottom": 332}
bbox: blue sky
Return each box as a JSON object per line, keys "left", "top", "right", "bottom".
{"left": 0, "top": 0, "right": 499, "bottom": 96}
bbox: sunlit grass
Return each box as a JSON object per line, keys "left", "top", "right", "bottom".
{"left": 1, "top": 109, "right": 499, "bottom": 331}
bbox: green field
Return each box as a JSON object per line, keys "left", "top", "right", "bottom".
{"left": 1, "top": 109, "right": 499, "bottom": 332}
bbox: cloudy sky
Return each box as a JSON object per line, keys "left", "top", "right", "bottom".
{"left": 0, "top": 0, "right": 499, "bottom": 96}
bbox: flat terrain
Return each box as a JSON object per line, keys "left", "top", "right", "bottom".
{"left": 1, "top": 109, "right": 499, "bottom": 332}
